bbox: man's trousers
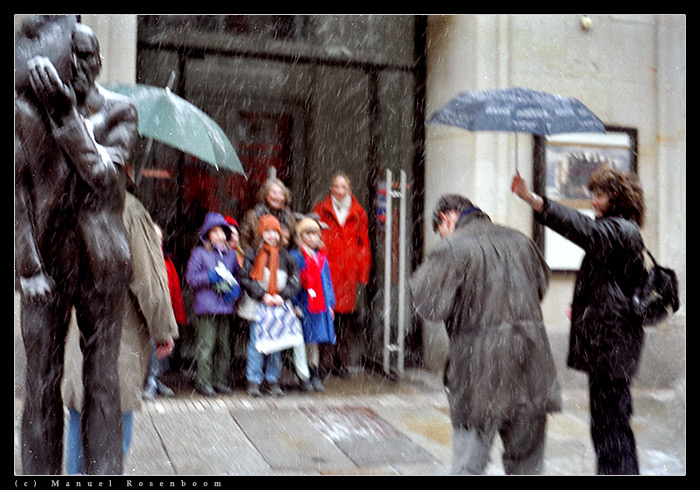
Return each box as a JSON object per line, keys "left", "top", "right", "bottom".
{"left": 451, "top": 411, "right": 547, "bottom": 475}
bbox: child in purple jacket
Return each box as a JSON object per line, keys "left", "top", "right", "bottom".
{"left": 186, "top": 212, "right": 241, "bottom": 396}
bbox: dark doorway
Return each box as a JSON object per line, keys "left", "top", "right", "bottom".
{"left": 135, "top": 15, "right": 426, "bottom": 373}
{"left": 232, "top": 112, "right": 293, "bottom": 214}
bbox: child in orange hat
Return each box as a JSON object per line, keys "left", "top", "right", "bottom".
{"left": 239, "top": 215, "right": 308, "bottom": 396}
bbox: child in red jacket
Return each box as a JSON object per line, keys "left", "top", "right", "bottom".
{"left": 143, "top": 224, "right": 186, "bottom": 399}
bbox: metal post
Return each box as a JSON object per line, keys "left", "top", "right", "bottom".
{"left": 383, "top": 169, "right": 407, "bottom": 376}
{"left": 383, "top": 169, "right": 393, "bottom": 375}
{"left": 397, "top": 170, "right": 407, "bottom": 375}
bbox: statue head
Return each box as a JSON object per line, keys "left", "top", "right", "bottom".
{"left": 15, "top": 15, "right": 76, "bottom": 96}
{"left": 69, "top": 23, "right": 102, "bottom": 104}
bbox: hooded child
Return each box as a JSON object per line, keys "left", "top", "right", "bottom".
{"left": 185, "top": 212, "right": 241, "bottom": 396}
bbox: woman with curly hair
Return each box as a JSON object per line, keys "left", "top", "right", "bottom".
{"left": 240, "top": 177, "right": 297, "bottom": 252}
{"left": 512, "top": 166, "right": 646, "bottom": 475}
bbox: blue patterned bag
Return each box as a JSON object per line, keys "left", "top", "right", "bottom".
{"left": 253, "top": 303, "right": 304, "bottom": 354}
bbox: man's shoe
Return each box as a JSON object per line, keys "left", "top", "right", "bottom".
{"left": 299, "top": 379, "right": 314, "bottom": 392}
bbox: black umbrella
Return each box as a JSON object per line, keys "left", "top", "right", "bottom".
{"left": 428, "top": 86, "right": 606, "bottom": 169}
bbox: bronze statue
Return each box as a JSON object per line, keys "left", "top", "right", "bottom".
{"left": 15, "top": 16, "right": 138, "bottom": 474}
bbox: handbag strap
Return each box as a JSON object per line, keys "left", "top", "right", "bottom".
{"left": 643, "top": 245, "right": 659, "bottom": 267}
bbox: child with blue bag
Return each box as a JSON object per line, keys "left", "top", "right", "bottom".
{"left": 291, "top": 214, "right": 336, "bottom": 392}
{"left": 186, "top": 212, "right": 241, "bottom": 396}
{"left": 239, "top": 214, "right": 309, "bottom": 396}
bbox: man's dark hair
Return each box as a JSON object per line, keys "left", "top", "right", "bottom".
{"left": 431, "top": 194, "right": 475, "bottom": 232}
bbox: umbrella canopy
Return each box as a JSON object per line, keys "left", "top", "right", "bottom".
{"left": 106, "top": 83, "right": 246, "bottom": 175}
{"left": 428, "top": 86, "right": 605, "bottom": 136}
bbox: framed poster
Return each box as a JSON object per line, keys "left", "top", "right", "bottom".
{"left": 533, "top": 126, "right": 638, "bottom": 271}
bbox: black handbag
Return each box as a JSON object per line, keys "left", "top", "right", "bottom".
{"left": 632, "top": 247, "right": 680, "bottom": 326}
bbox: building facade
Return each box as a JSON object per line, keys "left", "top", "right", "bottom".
{"left": 24, "top": 14, "right": 684, "bottom": 389}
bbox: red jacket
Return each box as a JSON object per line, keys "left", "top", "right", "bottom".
{"left": 164, "top": 254, "right": 187, "bottom": 325}
{"left": 313, "top": 194, "right": 371, "bottom": 313}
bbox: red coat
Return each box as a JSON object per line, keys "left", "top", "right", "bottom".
{"left": 313, "top": 194, "right": 371, "bottom": 313}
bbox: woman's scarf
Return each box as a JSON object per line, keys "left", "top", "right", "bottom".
{"left": 331, "top": 194, "right": 352, "bottom": 226}
{"left": 300, "top": 246, "right": 327, "bottom": 314}
{"left": 251, "top": 244, "right": 280, "bottom": 295}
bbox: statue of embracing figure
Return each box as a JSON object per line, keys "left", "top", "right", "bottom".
{"left": 15, "top": 15, "right": 138, "bottom": 475}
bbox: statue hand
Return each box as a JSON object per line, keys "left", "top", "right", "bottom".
{"left": 19, "top": 272, "right": 55, "bottom": 299}
{"left": 27, "top": 56, "right": 76, "bottom": 121}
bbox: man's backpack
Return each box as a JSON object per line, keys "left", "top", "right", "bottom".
{"left": 632, "top": 247, "right": 680, "bottom": 325}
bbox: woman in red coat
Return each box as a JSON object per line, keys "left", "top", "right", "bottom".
{"left": 313, "top": 173, "right": 371, "bottom": 378}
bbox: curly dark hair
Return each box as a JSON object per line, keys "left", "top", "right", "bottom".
{"left": 588, "top": 166, "right": 645, "bottom": 227}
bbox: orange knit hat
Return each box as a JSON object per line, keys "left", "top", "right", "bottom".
{"left": 257, "top": 214, "right": 282, "bottom": 236}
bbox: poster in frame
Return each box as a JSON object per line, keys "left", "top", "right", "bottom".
{"left": 533, "top": 125, "right": 638, "bottom": 271}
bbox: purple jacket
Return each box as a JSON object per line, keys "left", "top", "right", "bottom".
{"left": 186, "top": 213, "right": 240, "bottom": 316}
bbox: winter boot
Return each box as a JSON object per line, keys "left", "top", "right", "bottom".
{"left": 267, "top": 383, "right": 285, "bottom": 397}
{"left": 196, "top": 384, "right": 216, "bottom": 397}
{"left": 247, "top": 383, "right": 262, "bottom": 397}
{"left": 299, "top": 379, "right": 314, "bottom": 392}
{"left": 310, "top": 367, "right": 325, "bottom": 392}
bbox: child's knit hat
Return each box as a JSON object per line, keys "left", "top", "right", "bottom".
{"left": 294, "top": 212, "right": 328, "bottom": 236}
{"left": 257, "top": 214, "right": 282, "bottom": 236}
{"left": 296, "top": 217, "right": 321, "bottom": 235}
{"left": 224, "top": 215, "right": 239, "bottom": 231}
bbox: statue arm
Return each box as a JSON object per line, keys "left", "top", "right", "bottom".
{"left": 51, "top": 107, "right": 129, "bottom": 191}
{"left": 14, "top": 104, "right": 54, "bottom": 296}
{"left": 88, "top": 88, "right": 139, "bottom": 168}
{"left": 28, "top": 56, "right": 137, "bottom": 191}
{"left": 14, "top": 130, "right": 42, "bottom": 279}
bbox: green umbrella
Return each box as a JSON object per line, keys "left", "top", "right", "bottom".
{"left": 106, "top": 83, "right": 245, "bottom": 175}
